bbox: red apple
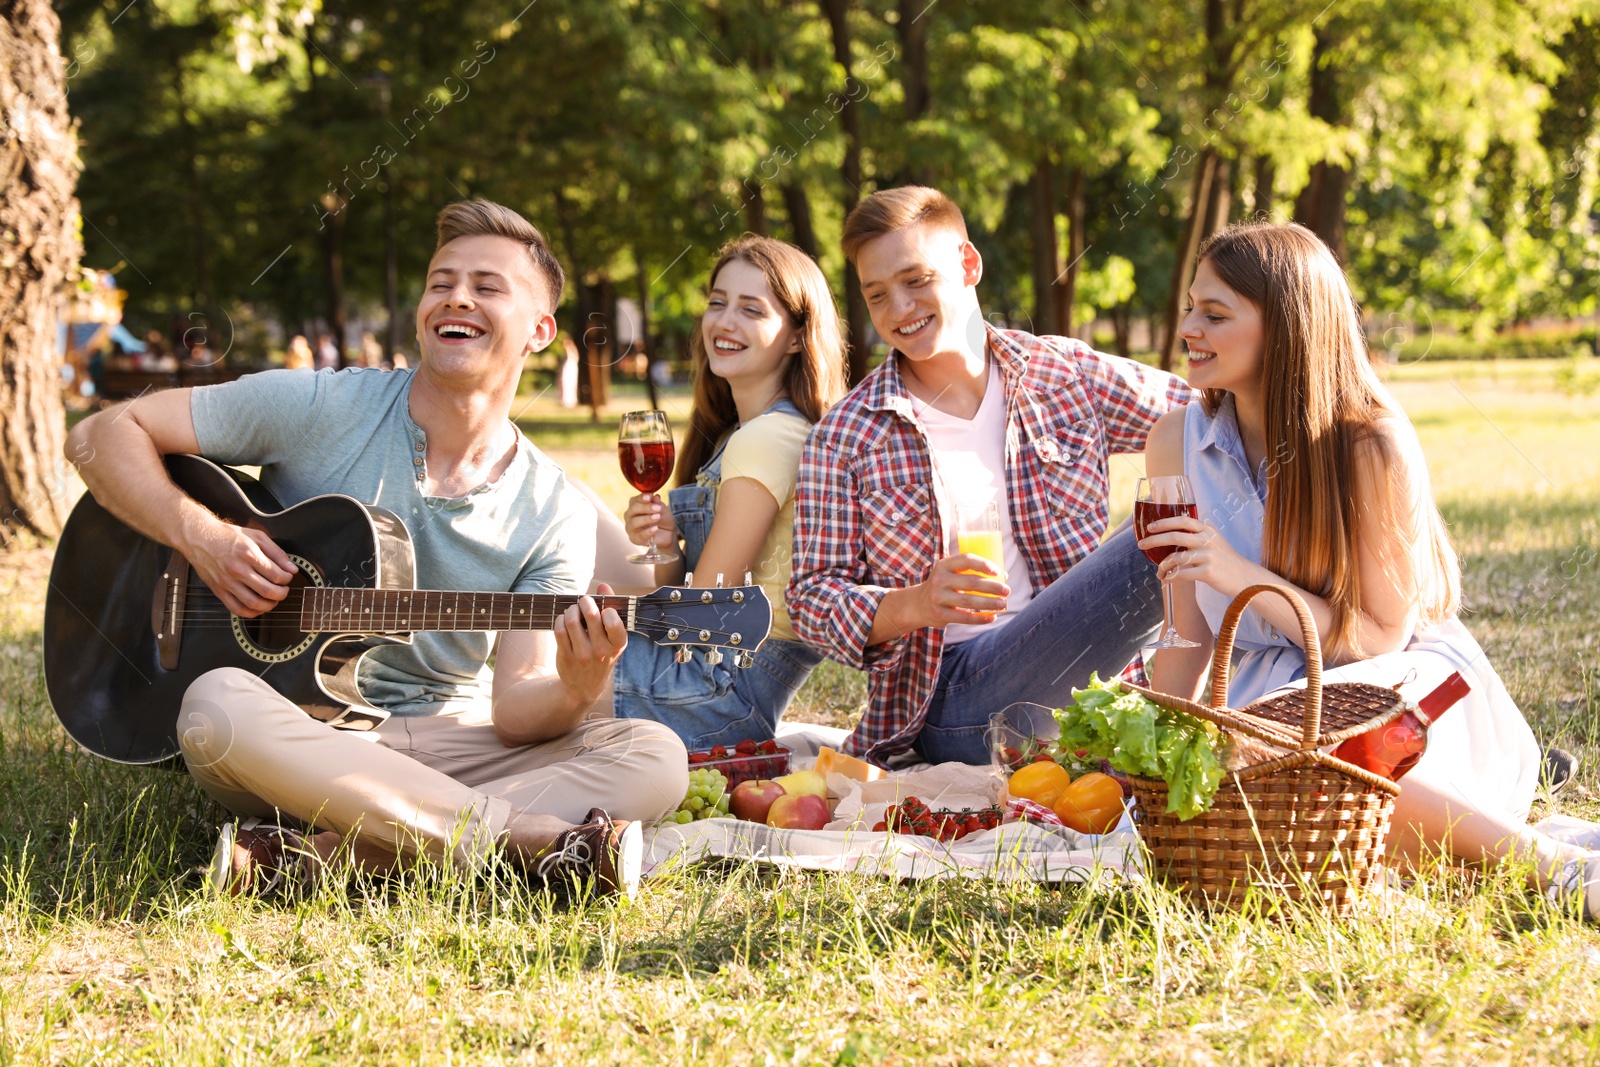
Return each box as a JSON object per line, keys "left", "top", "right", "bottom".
{"left": 729, "top": 779, "right": 786, "bottom": 824}
{"left": 766, "top": 793, "right": 830, "bottom": 831}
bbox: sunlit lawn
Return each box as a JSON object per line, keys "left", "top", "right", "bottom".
{"left": 4, "top": 357, "right": 1600, "bottom": 1063}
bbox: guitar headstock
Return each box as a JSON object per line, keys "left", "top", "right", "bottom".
{"left": 632, "top": 584, "right": 772, "bottom": 666}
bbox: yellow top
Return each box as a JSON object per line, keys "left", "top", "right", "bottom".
{"left": 709, "top": 410, "right": 812, "bottom": 643}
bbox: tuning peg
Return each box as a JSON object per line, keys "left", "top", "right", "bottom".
{"left": 743, "top": 570, "right": 753, "bottom": 585}
{"left": 675, "top": 647, "right": 694, "bottom": 664}
{"left": 684, "top": 571, "right": 694, "bottom": 586}
{"left": 735, "top": 650, "right": 755, "bottom": 669}
{"left": 715, "top": 572, "right": 725, "bottom": 588}
{"left": 705, "top": 648, "right": 724, "bottom": 666}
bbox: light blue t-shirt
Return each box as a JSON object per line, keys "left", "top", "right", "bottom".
{"left": 191, "top": 367, "right": 596, "bottom": 715}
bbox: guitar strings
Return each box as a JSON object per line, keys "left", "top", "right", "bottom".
{"left": 164, "top": 588, "right": 752, "bottom": 642}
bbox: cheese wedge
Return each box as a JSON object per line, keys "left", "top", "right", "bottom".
{"left": 814, "top": 746, "right": 887, "bottom": 782}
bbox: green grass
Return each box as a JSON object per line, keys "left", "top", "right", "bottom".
{"left": 5, "top": 363, "right": 1600, "bottom": 1063}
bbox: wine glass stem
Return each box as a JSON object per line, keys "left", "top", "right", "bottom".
{"left": 1160, "top": 578, "right": 1179, "bottom": 639}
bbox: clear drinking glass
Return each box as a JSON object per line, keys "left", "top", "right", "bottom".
{"left": 618, "top": 410, "right": 680, "bottom": 564}
{"left": 956, "top": 500, "right": 1004, "bottom": 596}
{"left": 1134, "top": 475, "right": 1201, "bottom": 650}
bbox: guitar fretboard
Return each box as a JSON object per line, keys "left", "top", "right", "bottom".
{"left": 298, "top": 588, "right": 634, "bottom": 634}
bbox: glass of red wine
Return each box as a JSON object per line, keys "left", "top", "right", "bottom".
{"left": 1134, "top": 475, "right": 1201, "bottom": 650}
{"left": 619, "top": 409, "right": 680, "bottom": 564}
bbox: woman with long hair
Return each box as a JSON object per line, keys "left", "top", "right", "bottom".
{"left": 1141, "top": 221, "right": 1598, "bottom": 918}
{"left": 598, "top": 235, "right": 848, "bottom": 747}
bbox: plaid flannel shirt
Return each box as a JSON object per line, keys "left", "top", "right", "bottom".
{"left": 787, "top": 326, "right": 1196, "bottom": 765}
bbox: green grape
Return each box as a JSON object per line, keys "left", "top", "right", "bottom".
{"left": 676, "top": 768, "right": 730, "bottom": 816}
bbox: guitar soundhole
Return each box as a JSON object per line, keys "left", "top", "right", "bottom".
{"left": 241, "top": 572, "right": 314, "bottom": 651}
{"left": 230, "top": 554, "right": 323, "bottom": 663}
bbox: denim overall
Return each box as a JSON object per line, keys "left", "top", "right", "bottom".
{"left": 612, "top": 400, "right": 822, "bottom": 749}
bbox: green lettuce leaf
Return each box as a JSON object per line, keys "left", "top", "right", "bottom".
{"left": 1055, "top": 673, "right": 1224, "bottom": 820}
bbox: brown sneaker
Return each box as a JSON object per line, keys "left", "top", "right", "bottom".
{"left": 206, "top": 819, "right": 319, "bottom": 898}
{"left": 531, "top": 808, "right": 643, "bottom": 901}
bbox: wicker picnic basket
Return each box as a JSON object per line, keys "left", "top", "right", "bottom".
{"left": 1123, "top": 584, "right": 1408, "bottom": 916}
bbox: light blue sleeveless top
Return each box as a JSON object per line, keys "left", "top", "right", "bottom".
{"left": 1182, "top": 397, "right": 1309, "bottom": 704}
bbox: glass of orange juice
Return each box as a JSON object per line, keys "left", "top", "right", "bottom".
{"left": 956, "top": 501, "right": 1004, "bottom": 596}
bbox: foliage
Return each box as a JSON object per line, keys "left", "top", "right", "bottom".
{"left": 52, "top": 0, "right": 1600, "bottom": 359}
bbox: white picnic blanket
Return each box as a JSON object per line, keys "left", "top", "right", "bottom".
{"left": 641, "top": 722, "right": 1144, "bottom": 883}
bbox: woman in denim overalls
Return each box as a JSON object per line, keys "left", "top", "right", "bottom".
{"left": 606, "top": 236, "right": 847, "bottom": 749}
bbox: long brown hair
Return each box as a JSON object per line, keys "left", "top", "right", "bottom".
{"left": 674, "top": 236, "right": 848, "bottom": 486}
{"left": 1197, "top": 222, "right": 1459, "bottom": 657}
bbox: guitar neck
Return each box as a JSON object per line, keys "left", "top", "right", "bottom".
{"left": 299, "top": 588, "right": 634, "bottom": 634}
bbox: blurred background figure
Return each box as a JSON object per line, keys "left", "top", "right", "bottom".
{"left": 360, "top": 331, "right": 384, "bottom": 368}
{"left": 315, "top": 332, "right": 339, "bottom": 370}
{"left": 284, "top": 335, "right": 313, "bottom": 370}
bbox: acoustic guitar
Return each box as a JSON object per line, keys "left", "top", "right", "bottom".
{"left": 44, "top": 454, "right": 772, "bottom": 765}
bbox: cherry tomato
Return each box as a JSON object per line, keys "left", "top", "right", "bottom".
{"left": 1008, "top": 760, "right": 1072, "bottom": 809}
{"left": 1052, "top": 772, "right": 1125, "bottom": 835}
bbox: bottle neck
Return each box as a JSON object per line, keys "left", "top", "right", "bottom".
{"left": 1415, "top": 671, "right": 1471, "bottom": 726}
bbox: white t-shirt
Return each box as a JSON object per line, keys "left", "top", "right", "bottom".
{"left": 912, "top": 361, "right": 1035, "bottom": 644}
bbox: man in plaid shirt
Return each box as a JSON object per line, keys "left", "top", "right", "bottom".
{"left": 788, "top": 187, "right": 1197, "bottom": 765}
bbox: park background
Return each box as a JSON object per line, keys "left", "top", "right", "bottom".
{"left": 4, "top": 0, "right": 1600, "bottom": 1063}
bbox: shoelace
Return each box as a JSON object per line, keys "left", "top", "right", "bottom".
{"left": 534, "top": 831, "right": 597, "bottom": 881}
{"left": 214, "top": 823, "right": 312, "bottom": 897}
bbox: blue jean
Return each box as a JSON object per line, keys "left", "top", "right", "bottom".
{"left": 612, "top": 632, "right": 822, "bottom": 750}
{"left": 913, "top": 526, "right": 1165, "bottom": 765}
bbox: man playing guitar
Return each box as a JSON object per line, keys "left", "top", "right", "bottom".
{"left": 66, "top": 200, "right": 687, "bottom": 899}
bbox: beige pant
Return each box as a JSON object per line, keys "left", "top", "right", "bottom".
{"left": 178, "top": 667, "right": 688, "bottom": 868}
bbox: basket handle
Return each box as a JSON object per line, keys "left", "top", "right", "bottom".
{"left": 1209, "top": 583, "right": 1323, "bottom": 749}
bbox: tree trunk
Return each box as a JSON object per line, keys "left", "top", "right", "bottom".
{"left": 1110, "top": 304, "right": 1132, "bottom": 359}
{"left": 820, "top": 0, "right": 870, "bottom": 384}
{"left": 383, "top": 177, "right": 399, "bottom": 361}
{"left": 581, "top": 276, "right": 614, "bottom": 419}
{"left": 1250, "top": 155, "right": 1275, "bottom": 218}
{"left": 636, "top": 256, "right": 659, "bottom": 411}
{"left": 320, "top": 202, "right": 348, "bottom": 366}
{"left": 780, "top": 182, "right": 819, "bottom": 259}
{"left": 1057, "top": 167, "right": 1085, "bottom": 337}
{"left": 895, "top": 0, "right": 931, "bottom": 186}
{"left": 1294, "top": 25, "right": 1349, "bottom": 263}
{"left": 742, "top": 181, "right": 768, "bottom": 235}
{"left": 0, "top": 0, "right": 80, "bottom": 547}
{"left": 1028, "top": 158, "right": 1059, "bottom": 336}
{"left": 1203, "top": 155, "right": 1232, "bottom": 239}
{"left": 171, "top": 58, "right": 224, "bottom": 361}
{"left": 1161, "top": 148, "right": 1218, "bottom": 371}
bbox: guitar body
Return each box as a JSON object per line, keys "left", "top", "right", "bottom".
{"left": 45, "top": 455, "right": 413, "bottom": 765}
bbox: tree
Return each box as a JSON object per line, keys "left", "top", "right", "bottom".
{"left": 0, "top": 0, "right": 80, "bottom": 548}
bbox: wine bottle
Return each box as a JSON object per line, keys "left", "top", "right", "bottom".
{"left": 1333, "top": 672, "right": 1471, "bottom": 781}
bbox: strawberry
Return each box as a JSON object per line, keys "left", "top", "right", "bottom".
{"left": 734, "top": 738, "right": 758, "bottom": 756}
{"left": 757, "top": 739, "right": 778, "bottom": 755}
{"left": 708, "top": 745, "right": 728, "bottom": 760}
{"left": 688, "top": 752, "right": 710, "bottom": 764}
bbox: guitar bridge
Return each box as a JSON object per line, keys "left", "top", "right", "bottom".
{"left": 151, "top": 550, "right": 190, "bottom": 670}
